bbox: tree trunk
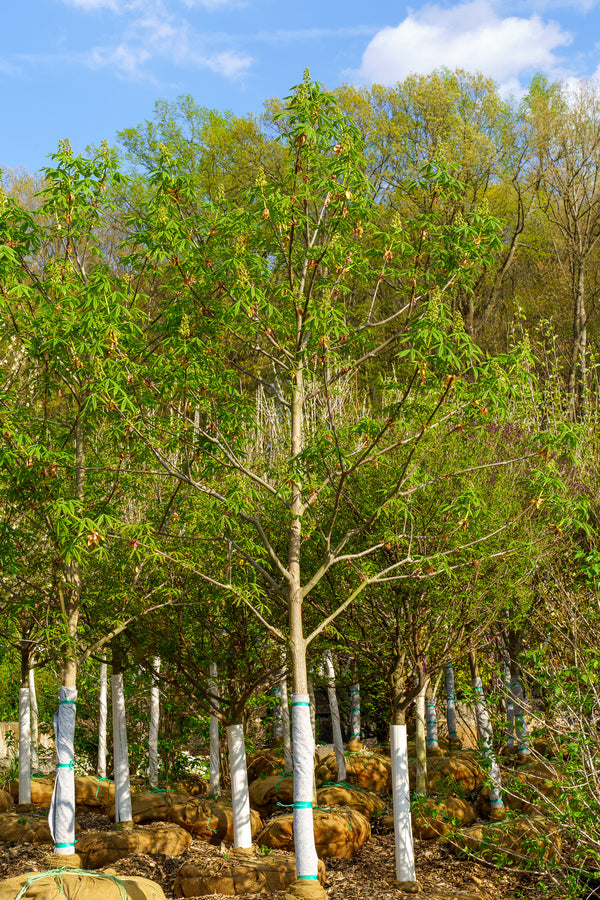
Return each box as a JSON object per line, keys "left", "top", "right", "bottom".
{"left": 112, "top": 641, "right": 133, "bottom": 826}
{"left": 18, "top": 636, "right": 31, "bottom": 806}
{"left": 469, "top": 650, "right": 504, "bottom": 818}
{"left": 97, "top": 652, "right": 108, "bottom": 778}
{"left": 29, "top": 664, "right": 39, "bottom": 774}
{"left": 444, "top": 663, "right": 460, "bottom": 750}
{"left": 349, "top": 675, "right": 362, "bottom": 748}
{"left": 425, "top": 679, "right": 440, "bottom": 754}
{"left": 507, "top": 629, "right": 530, "bottom": 758}
{"left": 279, "top": 654, "right": 293, "bottom": 772}
{"left": 49, "top": 420, "right": 84, "bottom": 857}
{"left": 388, "top": 655, "right": 416, "bottom": 886}
{"left": 148, "top": 656, "right": 161, "bottom": 788}
{"left": 568, "top": 262, "right": 587, "bottom": 420}
{"left": 209, "top": 661, "right": 220, "bottom": 797}
{"left": 414, "top": 680, "right": 427, "bottom": 795}
{"left": 288, "top": 354, "right": 323, "bottom": 894}
{"left": 227, "top": 720, "right": 253, "bottom": 848}
{"left": 324, "top": 650, "right": 346, "bottom": 782}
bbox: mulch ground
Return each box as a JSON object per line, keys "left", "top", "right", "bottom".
{"left": 0, "top": 810, "right": 555, "bottom": 900}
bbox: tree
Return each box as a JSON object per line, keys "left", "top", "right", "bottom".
{"left": 108, "top": 70, "right": 567, "bottom": 890}
{"left": 525, "top": 77, "right": 600, "bottom": 420}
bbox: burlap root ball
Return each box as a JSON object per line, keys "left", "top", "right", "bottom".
{"left": 112, "top": 791, "right": 191, "bottom": 825}
{"left": 170, "top": 775, "right": 209, "bottom": 797}
{"left": 9, "top": 777, "right": 55, "bottom": 807}
{"left": 75, "top": 776, "right": 116, "bottom": 809}
{"left": 258, "top": 806, "right": 370, "bottom": 858}
{"left": 0, "top": 790, "right": 13, "bottom": 813}
{"left": 0, "top": 870, "right": 167, "bottom": 900}
{"left": 173, "top": 854, "right": 326, "bottom": 897}
{"left": 409, "top": 753, "right": 485, "bottom": 793}
{"left": 246, "top": 749, "right": 287, "bottom": 782}
{"left": 315, "top": 752, "right": 391, "bottom": 794}
{"left": 411, "top": 797, "right": 476, "bottom": 840}
{"left": 249, "top": 774, "right": 294, "bottom": 815}
{"left": 316, "top": 784, "right": 386, "bottom": 819}
{"left": 450, "top": 815, "right": 563, "bottom": 865}
{"left": 166, "top": 798, "right": 262, "bottom": 845}
{"left": 77, "top": 823, "right": 192, "bottom": 868}
{"left": 0, "top": 812, "right": 54, "bottom": 844}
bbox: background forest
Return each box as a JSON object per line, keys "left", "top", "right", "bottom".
{"left": 2, "top": 68, "right": 600, "bottom": 896}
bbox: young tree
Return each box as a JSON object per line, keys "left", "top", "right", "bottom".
{"left": 110, "top": 70, "right": 562, "bottom": 891}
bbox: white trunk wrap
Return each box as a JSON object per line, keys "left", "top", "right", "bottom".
{"left": 391, "top": 724, "right": 416, "bottom": 883}
{"left": 504, "top": 664, "right": 515, "bottom": 749}
{"left": 209, "top": 661, "right": 220, "bottom": 796}
{"left": 29, "top": 669, "right": 39, "bottom": 773}
{"left": 444, "top": 664, "right": 458, "bottom": 742}
{"left": 149, "top": 657, "right": 161, "bottom": 788}
{"left": 48, "top": 686, "right": 77, "bottom": 853}
{"left": 292, "top": 694, "right": 319, "bottom": 882}
{"left": 97, "top": 655, "right": 108, "bottom": 778}
{"left": 324, "top": 651, "right": 346, "bottom": 781}
{"left": 509, "top": 678, "right": 530, "bottom": 754}
{"left": 112, "top": 673, "right": 133, "bottom": 822}
{"left": 472, "top": 675, "right": 504, "bottom": 808}
{"left": 350, "top": 682, "right": 361, "bottom": 741}
{"left": 19, "top": 687, "right": 31, "bottom": 805}
{"left": 415, "top": 684, "right": 427, "bottom": 795}
{"left": 227, "top": 723, "right": 252, "bottom": 848}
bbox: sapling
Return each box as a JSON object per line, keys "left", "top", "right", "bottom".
{"left": 324, "top": 649, "right": 346, "bottom": 781}
{"left": 148, "top": 656, "right": 161, "bottom": 788}
{"left": 469, "top": 649, "right": 504, "bottom": 817}
{"left": 98, "top": 652, "right": 108, "bottom": 779}
{"left": 208, "top": 661, "right": 220, "bottom": 796}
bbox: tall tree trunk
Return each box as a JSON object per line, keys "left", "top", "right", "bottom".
{"left": 49, "top": 419, "right": 84, "bottom": 858}
{"left": 279, "top": 653, "right": 293, "bottom": 772}
{"left": 208, "top": 661, "right": 220, "bottom": 797}
{"left": 324, "top": 650, "right": 346, "bottom": 782}
{"left": 97, "top": 652, "right": 108, "bottom": 778}
{"left": 148, "top": 656, "right": 161, "bottom": 788}
{"left": 388, "top": 655, "right": 417, "bottom": 887}
{"left": 349, "top": 661, "right": 362, "bottom": 749}
{"left": 444, "top": 663, "right": 461, "bottom": 750}
{"left": 568, "top": 262, "right": 587, "bottom": 420}
{"left": 507, "top": 629, "right": 530, "bottom": 759}
{"left": 18, "top": 636, "right": 31, "bottom": 806}
{"left": 469, "top": 650, "right": 504, "bottom": 819}
{"left": 414, "top": 680, "right": 427, "bottom": 796}
{"left": 112, "top": 640, "right": 133, "bottom": 826}
{"left": 29, "top": 663, "right": 39, "bottom": 774}
{"left": 227, "top": 716, "right": 253, "bottom": 849}
{"left": 288, "top": 356, "right": 323, "bottom": 895}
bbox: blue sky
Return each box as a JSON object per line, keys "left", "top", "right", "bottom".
{"left": 3, "top": 0, "right": 600, "bottom": 174}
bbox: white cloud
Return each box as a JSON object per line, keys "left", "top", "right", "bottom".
{"left": 204, "top": 49, "right": 253, "bottom": 77}
{"left": 354, "top": 0, "right": 572, "bottom": 95}
{"left": 180, "top": 0, "right": 244, "bottom": 8}
{"left": 88, "top": 42, "right": 152, "bottom": 76}
{"left": 60, "top": 0, "right": 123, "bottom": 10}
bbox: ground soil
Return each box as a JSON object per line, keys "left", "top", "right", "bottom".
{"left": 0, "top": 809, "right": 554, "bottom": 900}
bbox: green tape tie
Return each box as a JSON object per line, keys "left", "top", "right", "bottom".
{"left": 350, "top": 733, "right": 361, "bottom": 739}
{"left": 294, "top": 801, "right": 313, "bottom": 808}
{"left": 351, "top": 707, "right": 361, "bottom": 713}
{"left": 55, "top": 841, "right": 77, "bottom": 847}
{"left": 298, "top": 876, "right": 319, "bottom": 881}
{"left": 292, "top": 701, "right": 310, "bottom": 707}
{"left": 94, "top": 776, "right": 112, "bottom": 797}
{"left": 60, "top": 700, "right": 76, "bottom": 705}
{"left": 57, "top": 762, "right": 74, "bottom": 770}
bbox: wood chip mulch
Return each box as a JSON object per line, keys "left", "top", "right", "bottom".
{"left": 0, "top": 810, "right": 554, "bottom": 900}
